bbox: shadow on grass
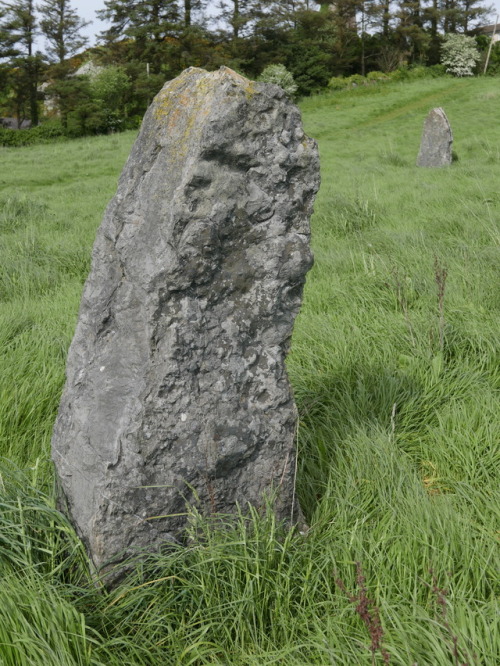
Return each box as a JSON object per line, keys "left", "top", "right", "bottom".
{"left": 293, "top": 361, "right": 452, "bottom": 516}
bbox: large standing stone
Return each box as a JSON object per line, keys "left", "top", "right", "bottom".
{"left": 417, "top": 107, "right": 453, "bottom": 167}
{"left": 52, "top": 67, "right": 320, "bottom": 576}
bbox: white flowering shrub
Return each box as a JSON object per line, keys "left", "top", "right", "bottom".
{"left": 441, "top": 34, "right": 481, "bottom": 77}
{"left": 258, "top": 64, "right": 298, "bottom": 98}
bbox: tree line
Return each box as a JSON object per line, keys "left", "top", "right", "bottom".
{"left": 0, "top": 0, "right": 495, "bottom": 135}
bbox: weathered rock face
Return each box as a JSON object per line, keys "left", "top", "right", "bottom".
{"left": 417, "top": 107, "right": 453, "bottom": 167}
{"left": 52, "top": 66, "right": 320, "bottom": 575}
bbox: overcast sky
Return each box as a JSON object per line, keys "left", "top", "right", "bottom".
{"left": 54, "top": 0, "right": 500, "bottom": 51}
{"left": 70, "top": 0, "right": 107, "bottom": 46}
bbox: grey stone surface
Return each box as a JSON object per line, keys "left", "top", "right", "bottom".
{"left": 417, "top": 107, "right": 453, "bottom": 167}
{"left": 52, "top": 66, "right": 320, "bottom": 576}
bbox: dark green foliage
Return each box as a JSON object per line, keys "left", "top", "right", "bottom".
{"left": 44, "top": 72, "right": 90, "bottom": 129}
{"left": 483, "top": 41, "right": 500, "bottom": 75}
{"left": 0, "top": 119, "right": 64, "bottom": 145}
{"left": 97, "top": 0, "right": 181, "bottom": 73}
{"left": 0, "top": 0, "right": 45, "bottom": 125}
{"left": 287, "top": 43, "right": 332, "bottom": 97}
{"left": 1, "top": 0, "right": 498, "bottom": 136}
{"left": 282, "top": 10, "right": 337, "bottom": 96}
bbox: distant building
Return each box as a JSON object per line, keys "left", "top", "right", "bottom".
{"left": 479, "top": 23, "right": 500, "bottom": 42}
{"left": 0, "top": 117, "right": 32, "bottom": 130}
{"left": 40, "top": 60, "right": 103, "bottom": 117}
{"left": 73, "top": 60, "right": 103, "bottom": 78}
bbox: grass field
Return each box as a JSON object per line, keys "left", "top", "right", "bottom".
{"left": 0, "top": 75, "right": 499, "bottom": 665}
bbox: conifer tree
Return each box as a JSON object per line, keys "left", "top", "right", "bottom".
{"left": 395, "top": 0, "right": 429, "bottom": 63}
{"left": 0, "top": 0, "right": 37, "bottom": 56}
{"left": 457, "top": 0, "right": 491, "bottom": 32}
{"left": 97, "top": 0, "right": 181, "bottom": 71}
{"left": 215, "top": 0, "right": 260, "bottom": 40}
{"left": 38, "top": 0, "right": 89, "bottom": 64}
{"left": 0, "top": 0, "right": 44, "bottom": 124}
{"left": 183, "top": 0, "right": 206, "bottom": 28}
{"left": 98, "top": 0, "right": 181, "bottom": 45}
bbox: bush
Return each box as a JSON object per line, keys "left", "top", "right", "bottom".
{"left": 345, "top": 74, "right": 366, "bottom": 87}
{"left": 286, "top": 46, "right": 332, "bottom": 97}
{"left": 327, "top": 65, "right": 447, "bottom": 96}
{"left": 388, "top": 64, "right": 448, "bottom": 81}
{"left": 427, "top": 64, "right": 447, "bottom": 77}
{"left": 90, "top": 66, "right": 131, "bottom": 113}
{"left": 125, "top": 114, "right": 143, "bottom": 130}
{"left": 441, "top": 33, "right": 481, "bottom": 77}
{"left": 0, "top": 121, "right": 65, "bottom": 147}
{"left": 388, "top": 66, "right": 410, "bottom": 80}
{"left": 483, "top": 41, "right": 500, "bottom": 75}
{"left": 366, "top": 70, "right": 389, "bottom": 82}
{"left": 328, "top": 76, "right": 348, "bottom": 91}
{"left": 328, "top": 75, "right": 370, "bottom": 91}
{"left": 405, "top": 65, "right": 430, "bottom": 79}
{"left": 258, "top": 64, "right": 298, "bottom": 98}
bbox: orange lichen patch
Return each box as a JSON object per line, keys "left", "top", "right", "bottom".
{"left": 216, "top": 66, "right": 248, "bottom": 82}
{"left": 214, "top": 67, "right": 257, "bottom": 99}
{"left": 151, "top": 74, "right": 209, "bottom": 168}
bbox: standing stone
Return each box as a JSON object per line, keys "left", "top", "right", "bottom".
{"left": 417, "top": 107, "right": 453, "bottom": 167}
{"left": 52, "top": 66, "right": 320, "bottom": 576}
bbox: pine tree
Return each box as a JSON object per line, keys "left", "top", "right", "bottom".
{"left": 457, "top": 0, "right": 491, "bottom": 32}
{"left": 183, "top": 0, "right": 206, "bottom": 28}
{"left": 215, "top": 0, "right": 266, "bottom": 41}
{"left": 0, "top": 6, "right": 10, "bottom": 58}
{"left": 38, "top": 0, "right": 89, "bottom": 64}
{"left": 377, "top": 0, "right": 393, "bottom": 37}
{"left": 394, "top": 0, "right": 429, "bottom": 63}
{"left": 97, "top": 0, "right": 181, "bottom": 71}
{"left": 0, "top": 0, "right": 37, "bottom": 56}
{"left": 98, "top": 0, "right": 181, "bottom": 44}
{"left": 0, "top": 0, "right": 44, "bottom": 125}
{"left": 442, "top": 0, "right": 459, "bottom": 33}
{"left": 96, "top": 0, "right": 134, "bottom": 43}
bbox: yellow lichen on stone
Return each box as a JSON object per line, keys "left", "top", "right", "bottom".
{"left": 243, "top": 80, "right": 257, "bottom": 101}
{"left": 149, "top": 67, "right": 262, "bottom": 171}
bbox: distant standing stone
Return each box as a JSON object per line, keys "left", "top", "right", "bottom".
{"left": 52, "top": 66, "right": 320, "bottom": 578}
{"left": 417, "top": 107, "right": 453, "bottom": 167}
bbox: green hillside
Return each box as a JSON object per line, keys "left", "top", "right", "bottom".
{"left": 0, "top": 76, "right": 498, "bottom": 665}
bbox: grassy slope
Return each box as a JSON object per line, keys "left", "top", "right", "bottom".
{"left": 0, "top": 77, "right": 498, "bottom": 665}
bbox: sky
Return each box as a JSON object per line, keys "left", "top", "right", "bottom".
{"left": 48, "top": 0, "right": 500, "bottom": 51}
{"left": 70, "top": 0, "right": 107, "bottom": 47}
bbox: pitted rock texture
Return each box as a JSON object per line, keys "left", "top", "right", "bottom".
{"left": 417, "top": 107, "right": 453, "bottom": 167}
{"left": 52, "top": 66, "right": 320, "bottom": 575}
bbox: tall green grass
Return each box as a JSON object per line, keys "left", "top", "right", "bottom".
{"left": 0, "top": 77, "right": 498, "bottom": 664}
